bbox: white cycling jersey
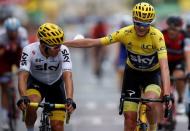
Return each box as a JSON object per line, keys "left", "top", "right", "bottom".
{"left": 19, "top": 42, "right": 72, "bottom": 85}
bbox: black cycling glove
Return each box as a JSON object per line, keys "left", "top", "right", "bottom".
{"left": 17, "top": 96, "right": 30, "bottom": 108}
{"left": 163, "top": 95, "right": 173, "bottom": 103}
{"left": 66, "top": 98, "right": 76, "bottom": 109}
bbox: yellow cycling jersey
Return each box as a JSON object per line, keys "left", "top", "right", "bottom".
{"left": 100, "top": 25, "right": 167, "bottom": 71}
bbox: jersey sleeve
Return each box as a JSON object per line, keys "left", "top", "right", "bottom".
{"left": 100, "top": 28, "right": 125, "bottom": 45}
{"left": 152, "top": 30, "right": 167, "bottom": 59}
{"left": 60, "top": 46, "right": 72, "bottom": 72}
{"left": 19, "top": 45, "right": 31, "bottom": 72}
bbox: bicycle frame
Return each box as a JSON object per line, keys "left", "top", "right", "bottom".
{"left": 39, "top": 103, "right": 52, "bottom": 131}
{"left": 136, "top": 104, "right": 148, "bottom": 131}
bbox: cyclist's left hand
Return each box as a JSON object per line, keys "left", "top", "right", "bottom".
{"left": 66, "top": 98, "right": 76, "bottom": 113}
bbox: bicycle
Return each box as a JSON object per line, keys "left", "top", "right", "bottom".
{"left": 22, "top": 102, "right": 71, "bottom": 131}
{"left": 0, "top": 72, "right": 18, "bottom": 131}
{"left": 119, "top": 94, "right": 170, "bottom": 131}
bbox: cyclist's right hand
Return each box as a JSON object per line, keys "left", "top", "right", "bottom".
{"left": 17, "top": 96, "right": 30, "bottom": 111}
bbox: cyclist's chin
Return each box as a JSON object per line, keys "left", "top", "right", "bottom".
{"left": 136, "top": 31, "right": 147, "bottom": 37}
{"left": 50, "top": 52, "right": 59, "bottom": 57}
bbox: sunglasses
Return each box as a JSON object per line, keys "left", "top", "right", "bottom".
{"left": 134, "top": 21, "right": 151, "bottom": 27}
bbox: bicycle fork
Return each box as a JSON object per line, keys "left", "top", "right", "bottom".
{"left": 138, "top": 104, "right": 148, "bottom": 131}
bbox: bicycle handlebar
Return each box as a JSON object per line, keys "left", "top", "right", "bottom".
{"left": 122, "top": 97, "right": 163, "bottom": 103}
{"left": 29, "top": 102, "right": 66, "bottom": 109}
{"left": 22, "top": 102, "right": 70, "bottom": 124}
{"left": 119, "top": 97, "right": 170, "bottom": 118}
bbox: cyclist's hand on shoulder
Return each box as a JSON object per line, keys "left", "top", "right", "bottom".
{"left": 17, "top": 96, "right": 30, "bottom": 111}
{"left": 66, "top": 98, "right": 76, "bottom": 113}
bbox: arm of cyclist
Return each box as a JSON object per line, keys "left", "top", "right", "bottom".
{"left": 154, "top": 32, "right": 172, "bottom": 106}
{"left": 159, "top": 58, "right": 171, "bottom": 96}
{"left": 61, "top": 46, "right": 76, "bottom": 113}
{"left": 17, "top": 71, "right": 30, "bottom": 111}
{"left": 64, "top": 29, "right": 124, "bottom": 48}
{"left": 159, "top": 57, "right": 173, "bottom": 114}
{"left": 63, "top": 71, "right": 76, "bottom": 113}
{"left": 17, "top": 46, "right": 31, "bottom": 110}
{"left": 64, "top": 38, "right": 102, "bottom": 48}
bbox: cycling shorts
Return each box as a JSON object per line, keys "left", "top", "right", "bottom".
{"left": 122, "top": 65, "right": 161, "bottom": 111}
{"left": 27, "top": 75, "right": 66, "bottom": 121}
{"left": 27, "top": 75, "right": 66, "bottom": 104}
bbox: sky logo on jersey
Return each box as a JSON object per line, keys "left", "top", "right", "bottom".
{"left": 20, "top": 52, "right": 28, "bottom": 66}
{"left": 61, "top": 49, "right": 70, "bottom": 62}
{"left": 35, "top": 63, "right": 60, "bottom": 71}
{"left": 128, "top": 51, "right": 158, "bottom": 69}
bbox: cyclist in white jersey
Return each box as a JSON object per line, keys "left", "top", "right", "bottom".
{"left": 17, "top": 23, "right": 76, "bottom": 131}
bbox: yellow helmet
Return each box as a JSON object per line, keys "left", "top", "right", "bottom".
{"left": 37, "top": 23, "right": 64, "bottom": 47}
{"left": 132, "top": 2, "right": 155, "bottom": 23}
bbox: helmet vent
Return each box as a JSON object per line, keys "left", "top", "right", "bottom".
{"left": 41, "top": 32, "right": 46, "bottom": 37}
{"left": 52, "top": 39, "right": 57, "bottom": 43}
{"left": 56, "top": 38, "right": 61, "bottom": 43}
{"left": 47, "top": 33, "right": 51, "bottom": 36}
{"left": 139, "top": 12, "right": 141, "bottom": 17}
{"left": 51, "top": 32, "right": 56, "bottom": 36}
{"left": 44, "top": 27, "right": 50, "bottom": 30}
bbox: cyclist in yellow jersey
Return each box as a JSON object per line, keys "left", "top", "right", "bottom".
{"left": 64, "top": 2, "right": 171, "bottom": 131}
